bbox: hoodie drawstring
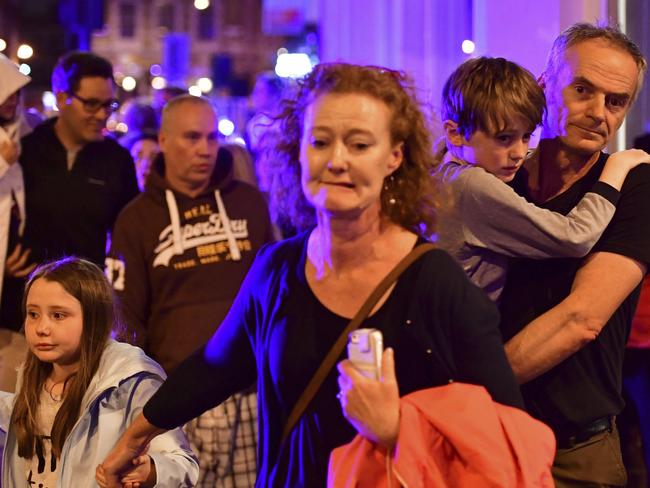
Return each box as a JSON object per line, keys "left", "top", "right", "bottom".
{"left": 214, "top": 189, "right": 241, "bottom": 261}
{"left": 163, "top": 189, "right": 241, "bottom": 262}
{"left": 165, "top": 190, "right": 184, "bottom": 256}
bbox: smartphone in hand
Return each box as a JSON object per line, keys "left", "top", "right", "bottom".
{"left": 347, "top": 328, "right": 383, "bottom": 380}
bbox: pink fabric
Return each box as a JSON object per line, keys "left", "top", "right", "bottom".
{"left": 628, "top": 275, "right": 650, "bottom": 349}
{"left": 328, "top": 383, "right": 555, "bottom": 488}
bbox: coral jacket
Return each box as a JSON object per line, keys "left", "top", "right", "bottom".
{"left": 328, "top": 383, "right": 555, "bottom": 488}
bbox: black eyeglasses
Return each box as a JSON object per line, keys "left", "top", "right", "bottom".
{"left": 69, "top": 92, "right": 120, "bottom": 114}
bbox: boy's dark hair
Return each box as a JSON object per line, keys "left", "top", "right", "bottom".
{"left": 441, "top": 57, "right": 546, "bottom": 138}
{"left": 51, "top": 51, "right": 114, "bottom": 94}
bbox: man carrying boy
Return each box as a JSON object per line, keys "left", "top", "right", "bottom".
{"left": 499, "top": 23, "right": 650, "bottom": 486}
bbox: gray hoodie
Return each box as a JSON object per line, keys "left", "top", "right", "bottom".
{"left": 436, "top": 160, "right": 620, "bottom": 301}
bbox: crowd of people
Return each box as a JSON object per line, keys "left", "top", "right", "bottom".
{"left": 0, "top": 20, "right": 649, "bottom": 488}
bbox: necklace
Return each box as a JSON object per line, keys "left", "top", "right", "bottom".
{"left": 44, "top": 379, "right": 65, "bottom": 403}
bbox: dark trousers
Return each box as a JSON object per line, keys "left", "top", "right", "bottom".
{"left": 552, "top": 423, "right": 627, "bottom": 487}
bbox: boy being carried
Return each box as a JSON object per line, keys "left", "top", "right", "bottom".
{"left": 436, "top": 56, "right": 649, "bottom": 301}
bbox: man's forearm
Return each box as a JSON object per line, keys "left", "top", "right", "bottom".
{"left": 505, "top": 251, "right": 646, "bottom": 384}
{"left": 504, "top": 303, "right": 597, "bottom": 383}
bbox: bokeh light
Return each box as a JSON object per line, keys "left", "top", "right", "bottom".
{"left": 16, "top": 44, "right": 34, "bottom": 59}
{"left": 121, "top": 76, "right": 137, "bottom": 92}
{"left": 461, "top": 39, "right": 476, "bottom": 54}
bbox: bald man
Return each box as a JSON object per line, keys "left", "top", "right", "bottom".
{"left": 106, "top": 95, "right": 273, "bottom": 487}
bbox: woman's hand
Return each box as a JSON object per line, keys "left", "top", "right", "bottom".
{"left": 337, "top": 348, "right": 400, "bottom": 450}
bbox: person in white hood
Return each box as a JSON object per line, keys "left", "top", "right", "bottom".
{"left": 0, "top": 53, "right": 34, "bottom": 393}
{"left": 0, "top": 257, "right": 198, "bottom": 487}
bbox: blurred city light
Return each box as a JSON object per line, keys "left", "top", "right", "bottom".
{"left": 121, "top": 76, "right": 137, "bottom": 92}
{"left": 275, "top": 53, "right": 313, "bottom": 78}
{"left": 461, "top": 39, "right": 476, "bottom": 54}
{"left": 218, "top": 118, "right": 235, "bottom": 136}
{"left": 188, "top": 85, "right": 202, "bottom": 97}
{"left": 194, "top": 0, "right": 210, "bottom": 10}
{"left": 0, "top": 39, "right": 6, "bottom": 52}
{"left": 197, "top": 77, "right": 213, "bottom": 93}
{"left": 151, "top": 76, "right": 167, "bottom": 90}
{"left": 116, "top": 122, "right": 129, "bottom": 133}
{"left": 150, "top": 64, "right": 163, "bottom": 77}
{"left": 18, "top": 64, "right": 31, "bottom": 75}
{"left": 16, "top": 44, "right": 34, "bottom": 60}
{"left": 42, "top": 91, "right": 57, "bottom": 111}
{"left": 277, "top": 47, "right": 288, "bottom": 56}
{"left": 233, "top": 136, "right": 246, "bottom": 146}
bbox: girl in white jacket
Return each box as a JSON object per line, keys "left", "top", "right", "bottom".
{"left": 0, "top": 257, "right": 198, "bottom": 487}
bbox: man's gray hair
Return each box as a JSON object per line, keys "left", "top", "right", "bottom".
{"left": 544, "top": 22, "right": 647, "bottom": 99}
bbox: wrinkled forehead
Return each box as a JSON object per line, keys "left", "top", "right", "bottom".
{"left": 549, "top": 39, "right": 640, "bottom": 94}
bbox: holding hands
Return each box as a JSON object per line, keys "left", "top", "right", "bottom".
{"left": 96, "top": 451, "right": 155, "bottom": 488}
{"left": 5, "top": 243, "right": 36, "bottom": 278}
{"left": 337, "top": 348, "right": 401, "bottom": 450}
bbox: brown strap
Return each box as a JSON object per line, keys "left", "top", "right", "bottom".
{"left": 280, "top": 242, "right": 436, "bottom": 445}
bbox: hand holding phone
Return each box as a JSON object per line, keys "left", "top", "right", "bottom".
{"left": 347, "top": 328, "right": 383, "bottom": 380}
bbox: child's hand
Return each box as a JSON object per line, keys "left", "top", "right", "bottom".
{"left": 599, "top": 148, "right": 650, "bottom": 190}
{"left": 608, "top": 148, "right": 650, "bottom": 170}
{"left": 120, "top": 454, "right": 156, "bottom": 488}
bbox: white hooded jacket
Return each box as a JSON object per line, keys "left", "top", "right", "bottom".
{"left": 0, "top": 340, "right": 199, "bottom": 487}
{"left": 0, "top": 53, "right": 30, "bottom": 303}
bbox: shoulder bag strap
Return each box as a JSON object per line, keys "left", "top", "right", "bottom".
{"left": 280, "top": 242, "right": 436, "bottom": 445}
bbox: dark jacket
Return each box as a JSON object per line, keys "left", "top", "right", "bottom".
{"left": 20, "top": 117, "right": 139, "bottom": 265}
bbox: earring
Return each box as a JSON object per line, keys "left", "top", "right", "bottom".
{"left": 384, "top": 175, "right": 397, "bottom": 205}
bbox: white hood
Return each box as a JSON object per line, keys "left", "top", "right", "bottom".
{"left": 0, "top": 54, "right": 30, "bottom": 106}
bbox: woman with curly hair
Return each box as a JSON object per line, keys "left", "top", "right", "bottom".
{"left": 98, "top": 63, "right": 523, "bottom": 487}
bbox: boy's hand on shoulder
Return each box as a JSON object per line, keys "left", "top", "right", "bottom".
{"left": 120, "top": 454, "right": 157, "bottom": 488}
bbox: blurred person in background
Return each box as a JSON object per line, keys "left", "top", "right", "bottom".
{"left": 619, "top": 277, "right": 650, "bottom": 486}
{"left": 152, "top": 85, "right": 187, "bottom": 125}
{"left": 105, "top": 95, "right": 274, "bottom": 487}
{"left": 618, "top": 128, "right": 650, "bottom": 486}
{"left": 121, "top": 99, "right": 159, "bottom": 136}
{"left": 0, "top": 53, "right": 32, "bottom": 392}
{"left": 245, "top": 73, "right": 284, "bottom": 192}
{"left": 19, "top": 51, "right": 138, "bottom": 268}
{"left": 633, "top": 122, "right": 650, "bottom": 153}
{"left": 220, "top": 142, "right": 257, "bottom": 188}
{"left": 122, "top": 131, "right": 159, "bottom": 192}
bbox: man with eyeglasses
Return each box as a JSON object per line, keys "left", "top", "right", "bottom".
{"left": 18, "top": 51, "right": 138, "bottom": 272}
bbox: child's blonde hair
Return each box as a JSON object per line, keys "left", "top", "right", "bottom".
{"left": 12, "top": 257, "right": 122, "bottom": 459}
{"left": 441, "top": 56, "right": 546, "bottom": 139}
